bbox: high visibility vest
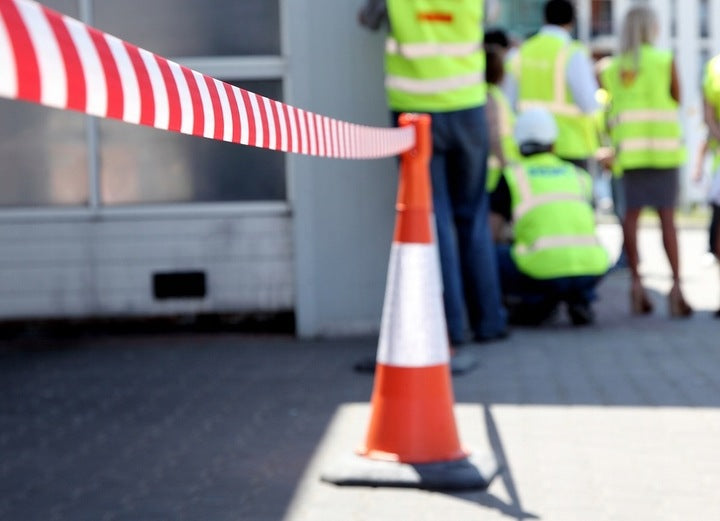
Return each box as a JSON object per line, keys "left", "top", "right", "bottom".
{"left": 487, "top": 84, "right": 519, "bottom": 191}
{"left": 513, "top": 33, "right": 597, "bottom": 160}
{"left": 601, "top": 45, "right": 685, "bottom": 170}
{"left": 703, "top": 54, "right": 720, "bottom": 169}
{"left": 385, "top": 0, "right": 485, "bottom": 112}
{"left": 504, "top": 153, "right": 609, "bottom": 279}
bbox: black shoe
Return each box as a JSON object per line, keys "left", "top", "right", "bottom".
{"left": 474, "top": 329, "right": 510, "bottom": 343}
{"left": 714, "top": 308, "right": 720, "bottom": 319}
{"left": 507, "top": 302, "right": 559, "bottom": 326}
{"left": 567, "top": 302, "right": 595, "bottom": 326}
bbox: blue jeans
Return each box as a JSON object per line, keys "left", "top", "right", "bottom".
{"left": 395, "top": 107, "right": 507, "bottom": 343}
{"left": 496, "top": 244, "right": 603, "bottom": 308}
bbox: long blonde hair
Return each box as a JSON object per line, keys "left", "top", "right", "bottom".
{"left": 619, "top": 5, "right": 659, "bottom": 71}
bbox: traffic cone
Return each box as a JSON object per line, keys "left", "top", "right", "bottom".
{"left": 321, "top": 113, "right": 499, "bottom": 490}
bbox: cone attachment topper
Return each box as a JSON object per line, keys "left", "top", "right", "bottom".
{"left": 321, "top": 113, "right": 500, "bottom": 490}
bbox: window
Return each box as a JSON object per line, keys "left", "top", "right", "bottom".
{"left": 591, "top": 0, "right": 613, "bottom": 37}
{"left": 699, "top": 0, "right": 709, "bottom": 38}
{"left": 670, "top": 0, "right": 677, "bottom": 38}
{"left": 0, "top": 0, "right": 84, "bottom": 208}
{"left": 0, "top": 100, "right": 88, "bottom": 207}
{"left": 92, "top": 0, "right": 280, "bottom": 57}
{"left": 99, "top": 80, "right": 285, "bottom": 205}
{"left": 0, "top": 0, "right": 285, "bottom": 209}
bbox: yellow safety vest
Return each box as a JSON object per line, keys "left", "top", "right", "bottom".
{"left": 601, "top": 45, "right": 685, "bottom": 170}
{"left": 512, "top": 33, "right": 598, "bottom": 160}
{"left": 703, "top": 54, "right": 720, "bottom": 169}
{"left": 385, "top": 0, "right": 485, "bottom": 112}
{"left": 487, "top": 84, "right": 519, "bottom": 191}
{"left": 504, "top": 153, "right": 609, "bottom": 279}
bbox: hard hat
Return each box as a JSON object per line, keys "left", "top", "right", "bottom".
{"left": 514, "top": 107, "right": 558, "bottom": 146}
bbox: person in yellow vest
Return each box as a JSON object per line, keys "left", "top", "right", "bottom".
{"left": 486, "top": 43, "right": 520, "bottom": 194}
{"left": 358, "top": 0, "right": 508, "bottom": 345}
{"left": 600, "top": 5, "right": 691, "bottom": 318}
{"left": 486, "top": 42, "right": 519, "bottom": 244}
{"left": 490, "top": 107, "right": 609, "bottom": 326}
{"left": 694, "top": 53, "right": 720, "bottom": 317}
{"left": 506, "top": 0, "right": 599, "bottom": 170}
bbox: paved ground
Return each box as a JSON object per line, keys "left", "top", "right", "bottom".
{"left": 1, "top": 223, "right": 719, "bottom": 521}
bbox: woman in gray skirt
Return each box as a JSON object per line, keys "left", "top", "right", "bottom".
{"left": 600, "top": 5, "right": 692, "bottom": 317}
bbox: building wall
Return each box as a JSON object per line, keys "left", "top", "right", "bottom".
{"left": 0, "top": 209, "right": 293, "bottom": 319}
{"left": 0, "top": 1, "right": 398, "bottom": 337}
{"left": 286, "top": 0, "right": 397, "bottom": 337}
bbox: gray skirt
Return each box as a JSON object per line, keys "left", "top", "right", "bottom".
{"left": 622, "top": 167, "right": 679, "bottom": 210}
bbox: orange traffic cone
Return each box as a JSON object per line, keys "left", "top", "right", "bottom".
{"left": 322, "top": 113, "right": 499, "bottom": 490}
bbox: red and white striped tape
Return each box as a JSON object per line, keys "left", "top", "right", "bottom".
{"left": 0, "top": 0, "right": 415, "bottom": 159}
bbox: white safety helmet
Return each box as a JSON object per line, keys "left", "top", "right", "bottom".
{"left": 513, "top": 107, "right": 558, "bottom": 147}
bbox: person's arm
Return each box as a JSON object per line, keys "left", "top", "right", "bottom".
{"left": 485, "top": 94, "right": 506, "bottom": 167}
{"left": 358, "top": 0, "right": 387, "bottom": 31}
{"left": 567, "top": 49, "right": 600, "bottom": 114}
{"left": 489, "top": 174, "right": 513, "bottom": 243}
{"left": 704, "top": 97, "right": 720, "bottom": 143}
{"left": 670, "top": 58, "right": 681, "bottom": 104}
{"left": 693, "top": 138, "right": 709, "bottom": 183}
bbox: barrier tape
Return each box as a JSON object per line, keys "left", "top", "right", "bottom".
{"left": 0, "top": 0, "right": 415, "bottom": 159}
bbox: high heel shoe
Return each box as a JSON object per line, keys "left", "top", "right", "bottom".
{"left": 630, "top": 284, "right": 653, "bottom": 315}
{"left": 668, "top": 286, "right": 692, "bottom": 318}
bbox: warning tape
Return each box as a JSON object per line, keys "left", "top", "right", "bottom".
{"left": 0, "top": 0, "right": 415, "bottom": 159}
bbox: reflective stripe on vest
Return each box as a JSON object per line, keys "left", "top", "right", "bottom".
{"left": 619, "top": 137, "right": 684, "bottom": 152}
{"left": 385, "top": 38, "right": 482, "bottom": 59}
{"left": 385, "top": 72, "right": 483, "bottom": 94}
{"left": 514, "top": 235, "right": 602, "bottom": 255}
{"left": 611, "top": 109, "right": 678, "bottom": 125}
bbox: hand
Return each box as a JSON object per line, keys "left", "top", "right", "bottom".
{"left": 596, "top": 146, "right": 615, "bottom": 170}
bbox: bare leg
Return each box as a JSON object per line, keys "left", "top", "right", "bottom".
{"left": 623, "top": 207, "right": 652, "bottom": 313}
{"left": 657, "top": 206, "right": 692, "bottom": 316}
{"left": 657, "top": 207, "right": 681, "bottom": 284}
{"left": 623, "top": 208, "right": 642, "bottom": 286}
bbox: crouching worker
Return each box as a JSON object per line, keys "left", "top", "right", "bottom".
{"left": 490, "top": 107, "right": 610, "bottom": 326}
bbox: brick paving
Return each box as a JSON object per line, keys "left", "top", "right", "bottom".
{"left": 1, "top": 224, "right": 719, "bottom": 521}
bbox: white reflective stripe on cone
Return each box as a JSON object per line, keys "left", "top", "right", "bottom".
{"left": 385, "top": 72, "right": 483, "bottom": 95}
{"left": 377, "top": 243, "right": 450, "bottom": 367}
{"left": 385, "top": 37, "right": 481, "bottom": 59}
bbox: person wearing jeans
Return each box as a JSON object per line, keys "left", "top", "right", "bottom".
{"left": 361, "top": 0, "right": 508, "bottom": 344}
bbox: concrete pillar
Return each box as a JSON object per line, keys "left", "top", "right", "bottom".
{"left": 675, "top": 0, "right": 701, "bottom": 205}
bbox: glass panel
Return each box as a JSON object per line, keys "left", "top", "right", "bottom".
{"left": 37, "top": 0, "right": 79, "bottom": 18}
{"left": 0, "top": 99, "right": 88, "bottom": 207}
{"left": 670, "top": 0, "right": 677, "bottom": 38}
{"left": 699, "top": 0, "right": 709, "bottom": 38}
{"left": 92, "top": 0, "right": 280, "bottom": 57}
{"left": 591, "top": 0, "right": 613, "bottom": 37}
{"left": 98, "top": 81, "right": 285, "bottom": 205}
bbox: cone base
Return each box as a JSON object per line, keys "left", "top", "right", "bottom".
{"left": 352, "top": 351, "right": 480, "bottom": 376}
{"left": 321, "top": 451, "right": 501, "bottom": 491}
